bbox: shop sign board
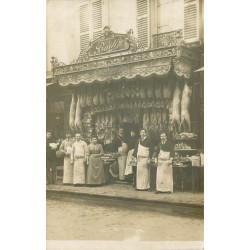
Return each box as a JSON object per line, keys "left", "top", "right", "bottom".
{"left": 87, "top": 27, "right": 130, "bottom": 57}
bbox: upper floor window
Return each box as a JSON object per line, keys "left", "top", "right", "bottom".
{"left": 79, "top": 0, "right": 103, "bottom": 50}
{"left": 157, "top": 0, "right": 200, "bottom": 43}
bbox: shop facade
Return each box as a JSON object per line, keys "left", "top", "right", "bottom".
{"left": 51, "top": 28, "right": 202, "bottom": 143}
{"left": 49, "top": 28, "right": 203, "bottom": 190}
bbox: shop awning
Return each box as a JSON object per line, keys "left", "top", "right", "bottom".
{"left": 51, "top": 30, "right": 200, "bottom": 87}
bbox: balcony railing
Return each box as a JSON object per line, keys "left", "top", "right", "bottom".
{"left": 152, "top": 29, "right": 183, "bottom": 49}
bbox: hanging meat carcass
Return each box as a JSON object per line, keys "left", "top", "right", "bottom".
{"left": 155, "top": 80, "right": 163, "bottom": 99}
{"left": 147, "top": 81, "right": 155, "bottom": 98}
{"left": 116, "top": 112, "right": 123, "bottom": 128}
{"left": 69, "top": 93, "right": 77, "bottom": 131}
{"left": 135, "top": 81, "right": 141, "bottom": 98}
{"left": 163, "top": 79, "right": 173, "bottom": 99}
{"left": 180, "top": 83, "right": 192, "bottom": 132}
{"left": 75, "top": 93, "right": 82, "bottom": 133}
{"left": 99, "top": 88, "right": 106, "bottom": 106}
{"left": 80, "top": 89, "right": 87, "bottom": 108}
{"left": 98, "top": 113, "right": 106, "bottom": 141}
{"left": 105, "top": 88, "right": 114, "bottom": 105}
{"left": 93, "top": 87, "right": 100, "bottom": 106}
{"left": 137, "top": 99, "right": 142, "bottom": 108}
{"left": 161, "top": 109, "right": 168, "bottom": 134}
{"left": 143, "top": 110, "right": 150, "bottom": 132}
{"left": 125, "top": 100, "right": 130, "bottom": 109}
{"left": 172, "top": 81, "right": 182, "bottom": 134}
{"left": 109, "top": 114, "right": 117, "bottom": 142}
{"left": 85, "top": 112, "right": 93, "bottom": 139}
{"left": 104, "top": 113, "right": 112, "bottom": 145}
{"left": 130, "top": 85, "right": 136, "bottom": 99}
{"left": 139, "top": 82, "right": 147, "bottom": 99}
{"left": 155, "top": 109, "right": 162, "bottom": 138}
{"left": 95, "top": 114, "right": 101, "bottom": 138}
{"left": 142, "top": 99, "right": 147, "bottom": 109}
{"left": 120, "top": 85, "right": 126, "bottom": 99}
{"left": 86, "top": 88, "right": 93, "bottom": 106}
{"left": 124, "top": 85, "right": 131, "bottom": 98}
{"left": 133, "top": 100, "right": 138, "bottom": 108}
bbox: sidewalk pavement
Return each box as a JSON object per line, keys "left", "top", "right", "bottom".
{"left": 46, "top": 183, "right": 204, "bottom": 208}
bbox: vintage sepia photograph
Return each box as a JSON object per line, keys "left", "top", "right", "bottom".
{"left": 46, "top": 0, "right": 204, "bottom": 249}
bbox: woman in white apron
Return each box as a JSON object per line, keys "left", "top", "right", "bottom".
{"left": 59, "top": 131, "right": 75, "bottom": 185}
{"left": 133, "top": 129, "right": 154, "bottom": 190}
{"left": 71, "top": 133, "right": 89, "bottom": 186}
{"left": 156, "top": 132, "right": 174, "bottom": 194}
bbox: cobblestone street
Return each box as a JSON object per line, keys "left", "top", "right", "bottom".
{"left": 47, "top": 193, "right": 204, "bottom": 241}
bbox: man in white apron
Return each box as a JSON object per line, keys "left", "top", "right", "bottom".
{"left": 71, "top": 133, "right": 89, "bottom": 186}
{"left": 133, "top": 129, "right": 154, "bottom": 190}
{"left": 112, "top": 128, "right": 128, "bottom": 181}
{"left": 155, "top": 132, "right": 174, "bottom": 194}
{"left": 59, "top": 131, "right": 75, "bottom": 185}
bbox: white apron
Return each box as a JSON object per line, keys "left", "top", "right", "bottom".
{"left": 63, "top": 146, "right": 73, "bottom": 184}
{"left": 125, "top": 149, "right": 134, "bottom": 176}
{"left": 118, "top": 143, "right": 128, "bottom": 180}
{"left": 156, "top": 150, "right": 173, "bottom": 192}
{"left": 73, "top": 144, "right": 86, "bottom": 185}
{"left": 136, "top": 142, "right": 150, "bottom": 190}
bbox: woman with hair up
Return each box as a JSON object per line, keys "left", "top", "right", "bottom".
{"left": 86, "top": 135, "right": 105, "bottom": 186}
{"left": 132, "top": 128, "right": 154, "bottom": 191}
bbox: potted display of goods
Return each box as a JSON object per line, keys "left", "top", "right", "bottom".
{"left": 174, "top": 142, "right": 191, "bottom": 149}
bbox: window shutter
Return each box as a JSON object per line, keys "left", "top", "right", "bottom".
{"left": 92, "top": 0, "right": 102, "bottom": 40}
{"left": 184, "top": 0, "right": 199, "bottom": 43}
{"left": 79, "top": 3, "right": 90, "bottom": 50}
{"left": 137, "top": 0, "right": 149, "bottom": 48}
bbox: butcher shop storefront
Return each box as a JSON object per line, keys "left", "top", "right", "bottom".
{"left": 50, "top": 28, "right": 204, "bottom": 191}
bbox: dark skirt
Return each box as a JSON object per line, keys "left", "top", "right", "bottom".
{"left": 86, "top": 155, "right": 105, "bottom": 185}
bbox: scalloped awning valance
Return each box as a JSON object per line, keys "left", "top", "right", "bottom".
{"left": 52, "top": 46, "right": 199, "bottom": 87}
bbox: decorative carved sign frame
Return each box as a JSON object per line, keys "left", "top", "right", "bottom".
{"left": 87, "top": 33, "right": 129, "bottom": 57}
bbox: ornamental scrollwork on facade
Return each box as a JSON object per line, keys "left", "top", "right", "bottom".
{"left": 173, "top": 58, "right": 193, "bottom": 78}
{"left": 53, "top": 47, "right": 178, "bottom": 76}
{"left": 57, "top": 58, "right": 173, "bottom": 86}
{"left": 152, "top": 29, "right": 183, "bottom": 49}
{"left": 50, "top": 56, "right": 66, "bottom": 68}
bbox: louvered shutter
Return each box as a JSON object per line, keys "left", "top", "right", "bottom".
{"left": 184, "top": 0, "right": 199, "bottom": 42}
{"left": 80, "top": 3, "right": 90, "bottom": 51}
{"left": 137, "top": 0, "right": 149, "bottom": 48}
{"left": 92, "top": 0, "right": 102, "bottom": 40}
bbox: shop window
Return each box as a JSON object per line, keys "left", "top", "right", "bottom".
{"left": 79, "top": 0, "right": 103, "bottom": 50}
